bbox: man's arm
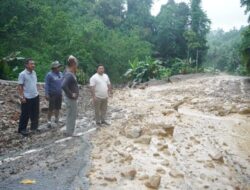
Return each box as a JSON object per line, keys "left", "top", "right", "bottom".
{"left": 62, "top": 74, "right": 74, "bottom": 99}
{"left": 108, "top": 84, "right": 112, "bottom": 97}
{"left": 90, "top": 77, "right": 96, "bottom": 102}
{"left": 45, "top": 73, "right": 50, "bottom": 100}
{"left": 18, "top": 84, "right": 26, "bottom": 103}
{"left": 90, "top": 86, "right": 96, "bottom": 99}
{"left": 107, "top": 75, "right": 112, "bottom": 96}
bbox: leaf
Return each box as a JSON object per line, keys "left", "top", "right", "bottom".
{"left": 20, "top": 179, "right": 36, "bottom": 185}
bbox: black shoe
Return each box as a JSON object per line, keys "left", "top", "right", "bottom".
{"left": 31, "top": 129, "right": 41, "bottom": 134}
{"left": 101, "top": 121, "right": 110, "bottom": 126}
{"left": 18, "top": 130, "right": 29, "bottom": 137}
{"left": 96, "top": 122, "right": 102, "bottom": 126}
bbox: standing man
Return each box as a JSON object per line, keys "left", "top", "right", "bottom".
{"left": 45, "top": 61, "right": 63, "bottom": 127}
{"left": 18, "top": 58, "right": 40, "bottom": 136}
{"left": 90, "top": 65, "right": 112, "bottom": 126}
{"left": 62, "top": 55, "right": 79, "bottom": 136}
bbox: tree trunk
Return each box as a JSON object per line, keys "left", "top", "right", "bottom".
{"left": 196, "top": 49, "right": 199, "bottom": 73}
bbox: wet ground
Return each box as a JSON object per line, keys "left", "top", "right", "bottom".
{"left": 0, "top": 74, "right": 250, "bottom": 190}
{"left": 88, "top": 74, "right": 250, "bottom": 190}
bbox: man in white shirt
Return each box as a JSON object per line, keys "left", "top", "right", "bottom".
{"left": 90, "top": 65, "right": 112, "bottom": 126}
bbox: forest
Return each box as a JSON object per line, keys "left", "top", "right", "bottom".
{"left": 0, "top": 0, "right": 249, "bottom": 83}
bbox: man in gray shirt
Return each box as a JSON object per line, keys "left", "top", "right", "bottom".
{"left": 18, "top": 58, "right": 40, "bottom": 136}
{"left": 62, "top": 55, "right": 79, "bottom": 136}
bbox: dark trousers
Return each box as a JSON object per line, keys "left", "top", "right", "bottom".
{"left": 18, "top": 95, "right": 40, "bottom": 132}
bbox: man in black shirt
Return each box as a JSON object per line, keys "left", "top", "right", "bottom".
{"left": 62, "top": 55, "right": 79, "bottom": 136}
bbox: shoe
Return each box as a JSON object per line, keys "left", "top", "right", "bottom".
{"left": 96, "top": 122, "right": 102, "bottom": 126}
{"left": 101, "top": 121, "right": 110, "bottom": 126}
{"left": 18, "top": 130, "right": 29, "bottom": 137}
{"left": 31, "top": 129, "right": 41, "bottom": 134}
{"left": 63, "top": 132, "right": 73, "bottom": 137}
{"left": 47, "top": 121, "right": 52, "bottom": 128}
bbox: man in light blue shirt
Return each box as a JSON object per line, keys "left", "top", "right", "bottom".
{"left": 18, "top": 58, "right": 40, "bottom": 136}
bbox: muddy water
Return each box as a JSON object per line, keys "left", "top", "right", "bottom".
{"left": 89, "top": 75, "right": 250, "bottom": 190}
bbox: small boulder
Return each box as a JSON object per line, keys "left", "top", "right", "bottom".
{"left": 134, "top": 136, "right": 151, "bottom": 145}
{"left": 145, "top": 175, "right": 161, "bottom": 189}
{"left": 125, "top": 126, "right": 142, "bottom": 139}
{"left": 121, "top": 168, "right": 137, "bottom": 180}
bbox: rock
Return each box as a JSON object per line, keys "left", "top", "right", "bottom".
{"left": 138, "top": 174, "right": 149, "bottom": 180}
{"left": 156, "top": 167, "right": 166, "bottom": 174}
{"left": 153, "top": 129, "right": 168, "bottom": 137}
{"left": 134, "top": 136, "right": 151, "bottom": 145}
{"left": 169, "top": 169, "right": 184, "bottom": 178}
{"left": 153, "top": 153, "right": 160, "bottom": 157}
{"left": 162, "top": 109, "right": 175, "bottom": 116}
{"left": 239, "top": 107, "right": 250, "bottom": 114}
{"left": 157, "top": 144, "right": 168, "bottom": 151}
{"left": 104, "top": 176, "right": 117, "bottom": 182}
{"left": 204, "top": 162, "right": 215, "bottom": 168}
{"left": 145, "top": 175, "right": 161, "bottom": 189}
{"left": 92, "top": 155, "right": 102, "bottom": 160}
{"left": 105, "top": 155, "right": 113, "bottom": 163}
{"left": 161, "top": 160, "right": 170, "bottom": 167}
{"left": 162, "top": 125, "right": 175, "bottom": 137}
{"left": 209, "top": 152, "right": 224, "bottom": 164}
{"left": 125, "top": 126, "right": 142, "bottom": 139}
{"left": 41, "top": 106, "right": 49, "bottom": 113}
{"left": 114, "top": 140, "right": 121, "bottom": 146}
{"left": 121, "top": 168, "right": 137, "bottom": 180}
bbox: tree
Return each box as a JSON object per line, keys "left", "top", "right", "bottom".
{"left": 240, "top": 0, "right": 250, "bottom": 73}
{"left": 95, "top": 0, "right": 126, "bottom": 28}
{"left": 189, "top": 0, "right": 210, "bottom": 69}
{"left": 155, "top": 0, "right": 189, "bottom": 60}
{"left": 204, "top": 29, "right": 243, "bottom": 73}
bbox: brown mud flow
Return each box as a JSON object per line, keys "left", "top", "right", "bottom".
{"left": 0, "top": 74, "right": 249, "bottom": 190}
{"left": 88, "top": 74, "right": 250, "bottom": 190}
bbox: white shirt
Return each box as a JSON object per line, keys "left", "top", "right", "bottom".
{"left": 18, "top": 69, "right": 39, "bottom": 99}
{"left": 90, "top": 73, "right": 110, "bottom": 99}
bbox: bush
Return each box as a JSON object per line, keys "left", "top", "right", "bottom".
{"left": 170, "top": 58, "right": 195, "bottom": 75}
{"left": 124, "top": 57, "right": 171, "bottom": 83}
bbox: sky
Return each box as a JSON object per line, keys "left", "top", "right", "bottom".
{"left": 151, "top": 0, "right": 249, "bottom": 31}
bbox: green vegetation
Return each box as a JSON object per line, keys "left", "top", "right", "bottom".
{"left": 240, "top": 0, "right": 250, "bottom": 73}
{"left": 124, "top": 57, "right": 171, "bottom": 83}
{"left": 0, "top": 0, "right": 249, "bottom": 83}
{"left": 204, "top": 28, "right": 245, "bottom": 74}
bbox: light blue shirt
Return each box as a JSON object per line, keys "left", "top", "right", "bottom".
{"left": 18, "top": 69, "right": 39, "bottom": 99}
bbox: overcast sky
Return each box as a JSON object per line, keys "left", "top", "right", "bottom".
{"left": 152, "top": 0, "right": 249, "bottom": 31}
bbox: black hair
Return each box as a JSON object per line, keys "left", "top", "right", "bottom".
{"left": 25, "top": 58, "right": 33, "bottom": 65}
{"left": 97, "top": 64, "right": 104, "bottom": 69}
{"left": 68, "top": 58, "right": 77, "bottom": 67}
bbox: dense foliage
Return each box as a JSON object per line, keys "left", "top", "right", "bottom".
{"left": 240, "top": 0, "right": 250, "bottom": 73}
{"left": 204, "top": 28, "right": 247, "bottom": 75}
{"left": 0, "top": 0, "right": 248, "bottom": 83}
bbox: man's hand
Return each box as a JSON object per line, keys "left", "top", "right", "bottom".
{"left": 109, "top": 92, "right": 113, "bottom": 98}
{"left": 92, "top": 96, "right": 97, "bottom": 103}
{"left": 20, "top": 96, "right": 26, "bottom": 104}
{"left": 72, "top": 93, "right": 77, "bottom": 99}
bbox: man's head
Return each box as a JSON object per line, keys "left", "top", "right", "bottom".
{"left": 51, "top": 60, "right": 62, "bottom": 73}
{"left": 67, "top": 55, "right": 78, "bottom": 73}
{"left": 97, "top": 64, "right": 105, "bottom": 75}
{"left": 25, "top": 58, "right": 35, "bottom": 71}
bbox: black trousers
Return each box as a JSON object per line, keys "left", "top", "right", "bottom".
{"left": 18, "top": 95, "right": 40, "bottom": 132}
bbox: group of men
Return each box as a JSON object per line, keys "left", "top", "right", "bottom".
{"left": 17, "top": 55, "right": 112, "bottom": 137}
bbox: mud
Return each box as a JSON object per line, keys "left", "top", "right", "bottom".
{"left": 88, "top": 74, "right": 250, "bottom": 190}
{"left": 0, "top": 74, "right": 250, "bottom": 190}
